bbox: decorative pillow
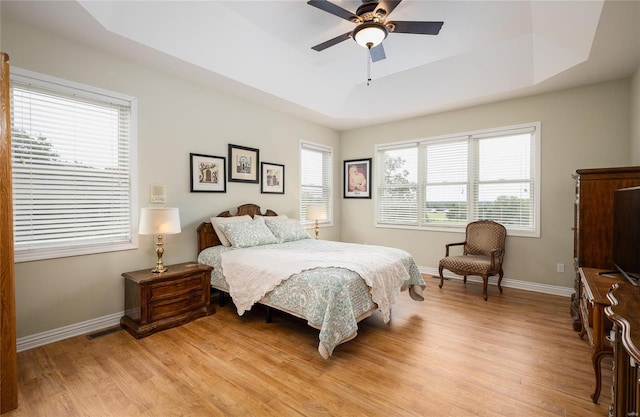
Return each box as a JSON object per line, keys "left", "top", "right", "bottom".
{"left": 218, "top": 216, "right": 278, "bottom": 248}
{"left": 254, "top": 214, "right": 288, "bottom": 219}
{"left": 264, "top": 217, "right": 310, "bottom": 243}
{"left": 211, "top": 215, "right": 252, "bottom": 247}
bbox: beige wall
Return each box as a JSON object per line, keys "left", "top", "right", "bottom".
{"left": 2, "top": 19, "right": 341, "bottom": 338}
{"left": 631, "top": 66, "right": 640, "bottom": 164}
{"left": 340, "top": 79, "right": 632, "bottom": 287}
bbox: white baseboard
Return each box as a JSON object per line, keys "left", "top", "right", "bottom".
{"left": 16, "top": 268, "right": 574, "bottom": 352}
{"left": 419, "top": 266, "right": 574, "bottom": 298}
{"left": 17, "top": 311, "right": 124, "bottom": 352}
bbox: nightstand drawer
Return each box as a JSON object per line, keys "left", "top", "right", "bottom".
{"left": 149, "top": 293, "right": 203, "bottom": 322}
{"left": 149, "top": 274, "right": 202, "bottom": 301}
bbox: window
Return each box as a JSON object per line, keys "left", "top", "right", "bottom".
{"left": 300, "top": 141, "right": 333, "bottom": 224}
{"left": 10, "top": 68, "right": 137, "bottom": 262}
{"left": 376, "top": 123, "right": 540, "bottom": 237}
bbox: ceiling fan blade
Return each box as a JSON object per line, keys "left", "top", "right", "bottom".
{"left": 370, "top": 44, "right": 386, "bottom": 62}
{"left": 307, "top": 0, "right": 359, "bottom": 22}
{"left": 388, "top": 21, "right": 444, "bottom": 35}
{"left": 374, "top": 0, "right": 402, "bottom": 18}
{"left": 311, "top": 32, "right": 352, "bottom": 51}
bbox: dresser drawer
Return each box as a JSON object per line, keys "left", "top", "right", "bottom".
{"left": 580, "top": 289, "right": 594, "bottom": 327}
{"left": 149, "top": 274, "right": 203, "bottom": 301}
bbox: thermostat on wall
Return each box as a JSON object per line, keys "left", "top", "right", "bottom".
{"left": 150, "top": 184, "right": 166, "bottom": 204}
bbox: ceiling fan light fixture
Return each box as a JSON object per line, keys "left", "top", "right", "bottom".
{"left": 353, "top": 22, "right": 387, "bottom": 49}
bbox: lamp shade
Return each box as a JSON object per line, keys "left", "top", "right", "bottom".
{"left": 353, "top": 23, "right": 388, "bottom": 48}
{"left": 307, "top": 205, "right": 328, "bottom": 221}
{"left": 139, "top": 207, "right": 181, "bottom": 235}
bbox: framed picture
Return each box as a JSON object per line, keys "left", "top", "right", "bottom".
{"left": 190, "top": 153, "right": 226, "bottom": 193}
{"left": 228, "top": 144, "right": 259, "bottom": 183}
{"left": 344, "top": 158, "right": 371, "bottom": 199}
{"left": 261, "top": 162, "right": 285, "bottom": 194}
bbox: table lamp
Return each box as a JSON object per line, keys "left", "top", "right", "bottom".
{"left": 139, "top": 207, "right": 181, "bottom": 273}
{"left": 306, "top": 205, "right": 327, "bottom": 239}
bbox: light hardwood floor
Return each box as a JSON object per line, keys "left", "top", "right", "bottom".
{"left": 6, "top": 277, "right": 611, "bottom": 417}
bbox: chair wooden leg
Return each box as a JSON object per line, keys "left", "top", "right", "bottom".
{"left": 498, "top": 269, "right": 504, "bottom": 293}
{"left": 463, "top": 275, "right": 467, "bottom": 283}
{"left": 438, "top": 266, "right": 445, "bottom": 288}
{"left": 482, "top": 275, "right": 488, "bottom": 301}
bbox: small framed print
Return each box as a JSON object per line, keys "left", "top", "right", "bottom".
{"left": 344, "top": 158, "right": 371, "bottom": 199}
{"left": 190, "top": 153, "right": 226, "bottom": 193}
{"left": 261, "top": 162, "right": 285, "bottom": 194}
{"left": 228, "top": 144, "right": 259, "bottom": 183}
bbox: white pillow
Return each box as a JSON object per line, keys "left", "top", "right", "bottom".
{"left": 218, "top": 216, "right": 278, "bottom": 248}
{"left": 264, "top": 217, "right": 310, "bottom": 243}
{"left": 210, "top": 215, "right": 252, "bottom": 247}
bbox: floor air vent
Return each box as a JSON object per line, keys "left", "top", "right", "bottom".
{"left": 86, "top": 326, "right": 123, "bottom": 340}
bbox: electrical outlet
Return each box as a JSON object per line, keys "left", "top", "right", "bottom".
{"left": 557, "top": 263, "right": 565, "bottom": 273}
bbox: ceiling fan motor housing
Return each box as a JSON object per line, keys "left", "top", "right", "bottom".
{"left": 356, "top": 1, "right": 385, "bottom": 22}
{"left": 352, "top": 1, "right": 389, "bottom": 48}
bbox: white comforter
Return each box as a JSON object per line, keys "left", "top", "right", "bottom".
{"left": 221, "top": 243, "right": 410, "bottom": 323}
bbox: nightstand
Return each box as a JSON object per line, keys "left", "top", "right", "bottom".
{"left": 120, "top": 262, "right": 214, "bottom": 338}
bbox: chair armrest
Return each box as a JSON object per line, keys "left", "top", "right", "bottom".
{"left": 489, "top": 248, "right": 504, "bottom": 269}
{"left": 445, "top": 241, "right": 466, "bottom": 257}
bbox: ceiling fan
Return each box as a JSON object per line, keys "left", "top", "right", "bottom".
{"left": 308, "top": 0, "right": 444, "bottom": 62}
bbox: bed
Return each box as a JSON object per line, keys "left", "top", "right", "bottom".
{"left": 196, "top": 203, "right": 425, "bottom": 358}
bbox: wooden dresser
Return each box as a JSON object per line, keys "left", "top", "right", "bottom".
{"left": 606, "top": 283, "right": 640, "bottom": 417}
{"left": 571, "top": 167, "right": 640, "bottom": 331}
{"left": 579, "top": 267, "right": 626, "bottom": 403}
{"left": 121, "top": 262, "right": 214, "bottom": 338}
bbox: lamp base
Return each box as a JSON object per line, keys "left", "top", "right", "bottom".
{"left": 151, "top": 235, "right": 167, "bottom": 273}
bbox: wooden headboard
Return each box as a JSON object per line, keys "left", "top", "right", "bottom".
{"left": 196, "top": 203, "right": 278, "bottom": 254}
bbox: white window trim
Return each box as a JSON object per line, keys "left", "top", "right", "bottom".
{"left": 375, "top": 122, "right": 541, "bottom": 238}
{"left": 11, "top": 67, "right": 139, "bottom": 262}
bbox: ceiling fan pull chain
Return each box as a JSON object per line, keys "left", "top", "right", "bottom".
{"left": 367, "top": 48, "right": 372, "bottom": 86}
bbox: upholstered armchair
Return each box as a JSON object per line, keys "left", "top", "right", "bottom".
{"left": 438, "top": 220, "right": 507, "bottom": 301}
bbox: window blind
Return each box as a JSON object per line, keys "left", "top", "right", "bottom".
{"left": 10, "top": 69, "right": 137, "bottom": 261}
{"left": 300, "top": 141, "right": 332, "bottom": 224}
{"left": 473, "top": 129, "right": 535, "bottom": 230}
{"left": 423, "top": 137, "right": 469, "bottom": 226}
{"left": 376, "top": 144, "right": 419, "bottom": 225}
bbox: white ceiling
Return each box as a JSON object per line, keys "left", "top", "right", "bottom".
{"left": 2, "top": 0, "right": 639, "bottom": 130}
